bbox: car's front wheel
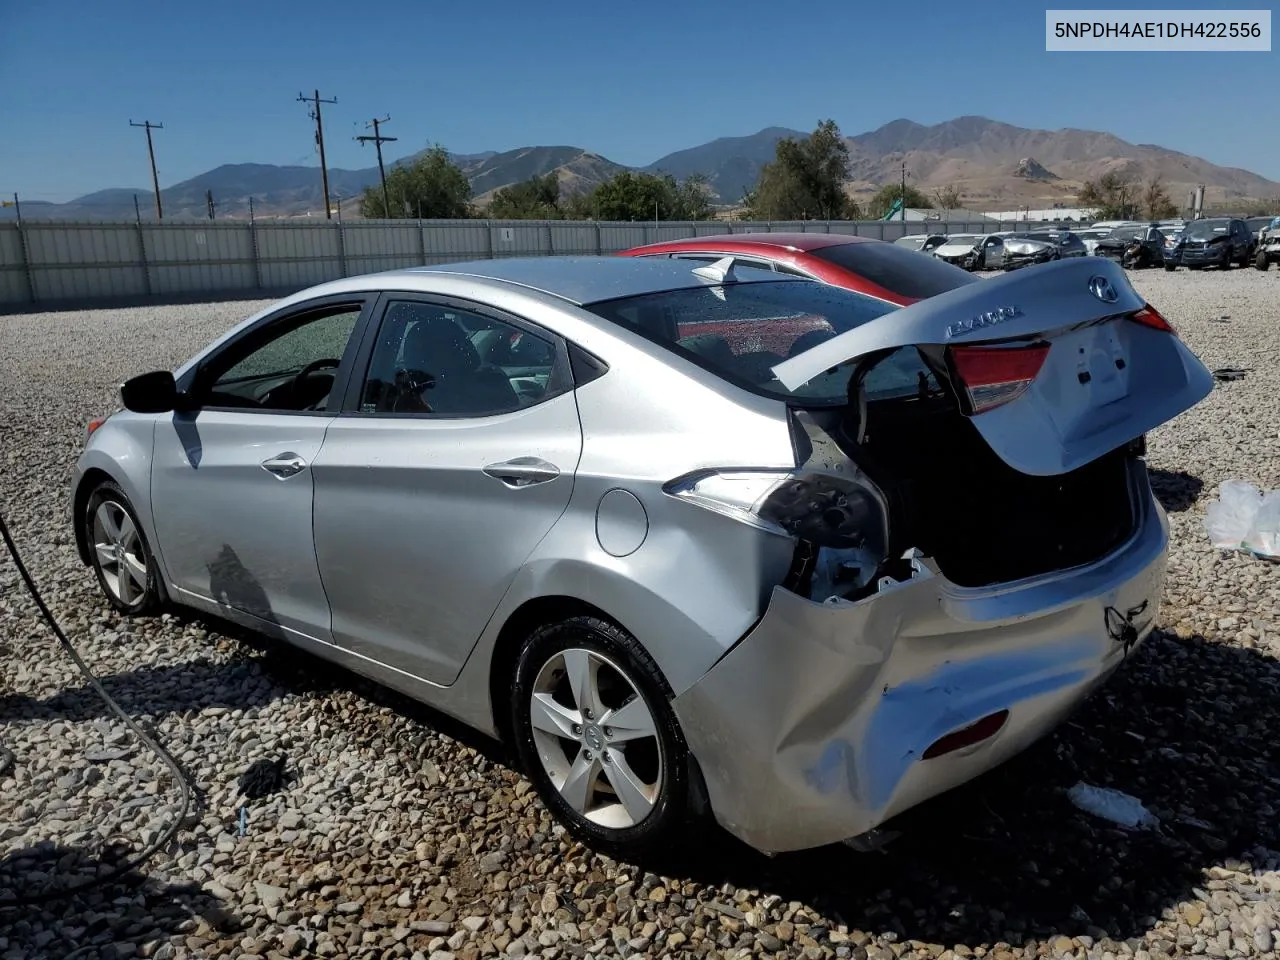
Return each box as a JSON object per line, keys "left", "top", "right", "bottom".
{"left": 84, "top": 480, "right": 162, "bottom": 615}
{"left": 510, "top": 615, "right": 689, "bottom": 859}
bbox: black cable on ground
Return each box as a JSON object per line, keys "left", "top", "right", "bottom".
{"left": 0, "top": 507, "right": 195, "bottom": 906}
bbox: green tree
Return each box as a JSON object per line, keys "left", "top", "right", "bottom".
{"left": 746, "top": 119, "right": 857, "bottom": 220}
{"left": 1141, "top": 174, "right": 1177, "bottom": 220}
{"left": 1078, "top": 170, "right": 1139, "bottom": 220}
{"left": 866, "top": 183, "right": 932, "bottom": 218}
{"left": 578, "top": 171, "right": 715, "bottom": 221}
{"left": 360, "top": 146, "right": 472, "bottom": 219}
{"left": 488, "top": 173, "right": 563, "bottom": 219}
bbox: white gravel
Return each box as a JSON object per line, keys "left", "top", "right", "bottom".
{"left": 2, "top": 267, "right": 1280, "bottom": 960}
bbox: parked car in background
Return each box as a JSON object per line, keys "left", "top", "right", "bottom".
{"left": 1094, "top": 224, "right": 1167, "bottom": 269}
{"left": 1247, "top": 216, "right": 1276, "bottom": 241}
{"left": 932, "top": 233, "right": 1007, "bottom": 271}
{"left": 1255, "top": 217, "right": 1280, "bottom": 270}
{"left": 1165, "top": 217, "right": 1255, "bottom": 270}
{"left": 1076, "top": 227, "right": 1113, "bottom": 255}
{"left": 73, "top": 254, "right": 1212, "bottom": 858}
{"left": 894, "top": 233, "right": 949, "bottom": 254}
{"left": 618, "top": 232, "right": 979, "bottom": 305}
{"left": 1002, "top": 230, "right": 1088, "bottom": 269}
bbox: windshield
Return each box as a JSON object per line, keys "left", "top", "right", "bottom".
{"left": 583, "top": 279, "right": 927, "bottom": 405}
{"left": 1107, "top": 226, "right": 1145, "bottom": 240}
{"left": 807, "top": 239, "right": 979, "bottom": 300}
{"left": 1185, "top": 220, "right": 1230, "bottom": 240}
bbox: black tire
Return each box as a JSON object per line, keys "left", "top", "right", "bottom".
{"left": 1164, "top": 263, "right": 1177, "bottom": 272}
{"left": 510, "top": 615, "right": 689, "bottom": 859}
{"left": 1221, "top": 251, "right": 1232, "bottom": 270}
{"left": 1258, "top": 250, "right": 1271, "bottom": 271}
{"left": 84, "top": 480, "right": 163, "bottom": 615}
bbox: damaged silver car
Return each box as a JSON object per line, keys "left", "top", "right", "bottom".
{"left": 72, "top": 254, "right": 1213, "bottom": 859}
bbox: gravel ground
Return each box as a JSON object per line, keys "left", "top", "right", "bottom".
{"left": 2, "top": 266, "right": 1280, "bottom": 960}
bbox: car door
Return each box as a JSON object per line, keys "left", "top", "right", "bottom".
{"left": 982, "top": 236, "right": 1004, "bottom": 268}
{"left": 310, "top": 294, "right": 584, "bottom": 685}
{"left": 150, "top": 294, "right": 373, "bottom": 641}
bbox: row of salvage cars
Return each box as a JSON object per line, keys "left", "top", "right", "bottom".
{"left": 76, "top": 229, "right": 1214, "bottom": 860}
{"left": 900, "top": 214, "right": 1280, "bottom": 273}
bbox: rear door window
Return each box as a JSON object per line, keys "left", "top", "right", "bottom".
{"left": 807, "top": 240, "right": 981, "bottom": 299}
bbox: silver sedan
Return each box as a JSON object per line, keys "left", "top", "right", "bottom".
{"left": 71, "top": 254, "right": 1213, "bottom": 857}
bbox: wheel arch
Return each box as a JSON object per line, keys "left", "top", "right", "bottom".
{"left": 73, "top": 466, "right": 116, "bottom": 565}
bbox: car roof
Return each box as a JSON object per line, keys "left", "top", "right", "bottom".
{"left": 369, "top": 255, "right": 797, "bottom": 305}
{"left": 626, "top": 232, "right": 881, "bottom": 255}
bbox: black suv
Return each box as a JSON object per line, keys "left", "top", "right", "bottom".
{"left": 1166, "top": 218, "right": 1256, "bottom": 270}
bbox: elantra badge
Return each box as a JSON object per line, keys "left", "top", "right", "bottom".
{"left": 945, "top": 305, "right": 1023, "bottom": 339}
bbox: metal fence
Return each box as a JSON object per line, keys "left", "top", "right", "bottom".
{"left": 0, "top": 217, "right": 1060, "bottom": 309}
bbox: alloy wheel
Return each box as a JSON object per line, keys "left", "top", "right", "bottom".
{"left": 528, "top": 647, "right": 662, "bottom": 829}
{"left": 91, "top": 499, "right": 148, "bottom": 605}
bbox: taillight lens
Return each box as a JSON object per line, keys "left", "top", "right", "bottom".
{"left": 85, "top": 415, "right": 109, "bottom": 443}
{"left": 1130, "top": 304, "right": 1176, "bottom": 334}
{"left": 664, "top": 468, "right": 885, "bottom": 551}
{"left": 949, "top": 342, "right": 1050, "bottom": 414}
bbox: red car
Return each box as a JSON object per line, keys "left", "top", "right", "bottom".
{"left": 618, "top": 232, "right": 979, "bottom": 306}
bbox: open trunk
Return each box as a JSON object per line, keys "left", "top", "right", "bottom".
{"left": 774, "top": 257, "right": 1213, "bottom": 592}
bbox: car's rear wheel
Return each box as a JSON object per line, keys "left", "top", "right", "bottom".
{"left": 1258, "top": 250, "right": 1271, "bottom": 271}
{"left": 84, "top": 480, "right": 162, "bottom": 615}
{"left": 510, "top": 615, "right": 689, "bottom": 859}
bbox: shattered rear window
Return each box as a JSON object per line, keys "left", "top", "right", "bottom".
{"left": 582, "top": 279, "right": 928, "bottom": 405}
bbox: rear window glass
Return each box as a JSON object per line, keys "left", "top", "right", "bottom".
{"left": 1186, "top": 220, "right": 1229, "bottom": 239}
{"left": 807, "top": 240, "right": 980, "bottom": 300}
{"left": 583, "top": 278, "right": 931, "bottom": 405}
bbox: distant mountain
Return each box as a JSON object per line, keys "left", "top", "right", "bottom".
{"left": 7, "top": 116, "right": 1277, "bottom": 221}
{"left": 645, "top": 127, "right": 806, "bottom": 204}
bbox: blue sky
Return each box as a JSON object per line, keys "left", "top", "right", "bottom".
{"left": 1, "top": 0, "right": 1276, "bottom": 201}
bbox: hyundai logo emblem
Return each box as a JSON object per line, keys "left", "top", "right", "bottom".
{"left": 1089, "top": 275, "right": 1119, "bottom": 303}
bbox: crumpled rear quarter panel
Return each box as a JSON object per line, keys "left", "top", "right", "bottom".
{"left": 672, "top": 496, "right": 1169, "bottom": 854}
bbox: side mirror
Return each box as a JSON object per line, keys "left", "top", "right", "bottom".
{"left": 120, "top": 370, "right": 179, "bottom": 413}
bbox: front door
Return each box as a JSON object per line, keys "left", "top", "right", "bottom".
{"left": 150, "top": 297, "right": 370, "bottom": 640}
{"left": 311, "top": 295, "right": 583, "bottom": 685}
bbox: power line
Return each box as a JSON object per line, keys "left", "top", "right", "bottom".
{"left": 129, "top": 120, "right": 164, "bottom": 220}
{"left": 297, "top": 90, "right": 338, "bottom": 219}
{"left": 355, "top": 115, "right": 397, "bottom": 217}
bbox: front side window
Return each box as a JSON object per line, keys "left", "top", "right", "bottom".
{"left": 203, "top": 305, "right": 363, "bottom": 411}
{"left": 359, "top": 300, "right": 556, "bottom": 416}
{"left": 583, "top": 279, "right": 929, "bottom": 405}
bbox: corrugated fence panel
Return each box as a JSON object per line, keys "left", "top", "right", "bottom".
{"left": 422, "top": 221, "right": 492, "bottom": 263}
{"left": 145, "top": 223, "right": 256, "bottom": 295}
{"left": 0, "top": 224, "right": 29, "bottom": 304}
{"left": 256, "top": 223, "right": 344, "bottom": 288}
{"left": 547, "top": 223, "right": 598, "bottom": 255}
{"left": 343, "top": 221, "right": 423, "bottom": 275}
{"left": 599, "top": 225, "right": 651, "bottom": 252}
{"left": 26, "top": 223, "right": 147, "bottom": 300}
{"left": 487, "top": 222, "right": 550, "bottom": 259}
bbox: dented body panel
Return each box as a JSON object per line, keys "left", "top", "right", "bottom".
{"left": 671, "top": 470, "right": 1167, "bottom": 854}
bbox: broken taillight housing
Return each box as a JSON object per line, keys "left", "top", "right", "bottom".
{"left": 949, "top": 342, "right": 1051, "bottom": 415}
{"left": 663, "top": 468, "right": 886, "bottom": 552}
{"left": 1130, "top": 304, "right": 1176, "bottom": 334}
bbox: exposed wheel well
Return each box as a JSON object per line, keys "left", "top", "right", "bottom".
{"left": 487, "top": 595, "right": 628, "bottom": 747}
{"left": 72, "top": 468, "right": 116, "bottom": 565}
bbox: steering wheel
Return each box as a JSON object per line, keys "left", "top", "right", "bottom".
{"left": 290, "top": 357, "right": 341, "bottom": 406}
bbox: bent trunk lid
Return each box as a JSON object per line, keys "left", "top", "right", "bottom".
{"left": 772, "top": 257, "right": 1213, "bottom": 477}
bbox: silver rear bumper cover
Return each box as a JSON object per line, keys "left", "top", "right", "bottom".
{"left": 672, "top": 489, "right": 1168, "bottom": 854}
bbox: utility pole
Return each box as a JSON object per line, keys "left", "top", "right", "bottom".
{"left": 900, "top": 160, "right": 907, "bottom": 223}
{"left": 355, "top": 115, "right": 397, "bottom": 217}
{"left": 298, "top": 89, "right": 338, "bottom": 219}
{"left": 129, "top": 120, "right": 164, "bottom": 219}
{"left": 206, "top": 189, "right": 216, "bottom": 220}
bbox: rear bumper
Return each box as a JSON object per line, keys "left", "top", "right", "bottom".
{"left": 672, "top": 481, "right": 1168, "bottom": 854}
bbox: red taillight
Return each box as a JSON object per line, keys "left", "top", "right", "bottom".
{"left": 86, "top": 416, "right": 108, "bottom": 441}
{"left": 1131, "top": 304, "right": 1176, "bottom": 334}
{"left": 950, "top": 342, "right": 1050, "bottom": 414}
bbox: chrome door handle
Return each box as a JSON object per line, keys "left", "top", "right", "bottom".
{"left": 261, "top": 452, "right": 308, "bottom": 479}
{"left": 482, "top": 456, "right": 560, "bottom": 487}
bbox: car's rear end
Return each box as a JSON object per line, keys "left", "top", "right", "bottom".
{"left": 584, "top": 257, "right": 1212, "bottom": 853}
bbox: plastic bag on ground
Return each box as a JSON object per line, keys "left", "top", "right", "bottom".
{"left": 1204, "top": 480, "right": 1263, "bottom": 550}
{"left": 1067, "top": 782, "right": 1159, "bottom": 830}
{"left": 1246, "top": 492, "right": 1280, "bottom": 559}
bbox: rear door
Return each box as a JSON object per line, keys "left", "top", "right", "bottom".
{"left": 772, "top": 256, "right": 1213, "bottom": 476}
{"left": 310, "top": 294, "right": 583, "bottom": 685}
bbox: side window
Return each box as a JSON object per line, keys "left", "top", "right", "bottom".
{"left": 862, "top": 347, "right": 937, "bottom": 399}
{"left": 359, "top": 300, "right": 556, "bottom": 416}
{"left": 202, "top": 304, "right": 363, "bottom": 412}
